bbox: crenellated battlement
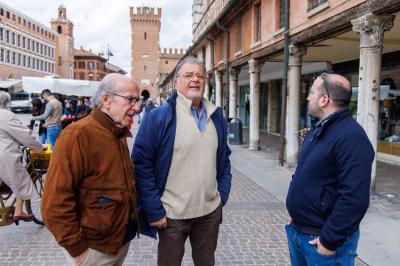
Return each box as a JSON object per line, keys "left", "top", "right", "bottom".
{"left": 160, "top": 48, "right": 187, "bottom": 56}
{"left": 130, "top": 6, "right": 162, "bottom": 18}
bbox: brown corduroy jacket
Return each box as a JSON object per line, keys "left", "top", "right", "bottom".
{"left": 41, "top": 108, "right": 137, "bottom": 257}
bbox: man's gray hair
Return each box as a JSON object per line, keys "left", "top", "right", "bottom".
{"left": 0, "top": 91, "right": 11, "bottom": 109}
{"left": 92, "top": 79, "right": 118, "bottom": 108}
{"left": 173, "top": 56, "right": 206, "bottom": 80}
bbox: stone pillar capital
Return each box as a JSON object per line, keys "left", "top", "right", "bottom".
{"left": 351, "top": 13, "right": 395, "bottom": 49}
{"left": 215, "top": 70, "right": 222, "bottom": 79}
{"left": 229, "top": 67, "right": 239, "bottom": 81}
{"left": 288, "top": 45, "right": 307, "bottom": 66}
{"left": 248, "top": 59, "right": 262, "bottom": 73}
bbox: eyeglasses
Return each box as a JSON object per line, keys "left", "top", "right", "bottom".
{"left": 111, "top": 93, "right": 140, "bottom": 105}
{"left": 318, "top": 72, "right": 331, "bottom": 98}
{"left": 179, "top": 72, "right": 205, "bottom": 80}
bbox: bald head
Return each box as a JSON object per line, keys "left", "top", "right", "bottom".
{"left": 317, "top": 73, "right": 352, "bottom": 108}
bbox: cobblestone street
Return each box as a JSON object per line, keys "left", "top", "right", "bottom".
{"left": 0, "top": 168, "right": 291, "bottom": 266}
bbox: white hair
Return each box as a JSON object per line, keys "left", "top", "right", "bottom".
{"left": 0, "top": 91, "right": 11, "bottom": 109}
{"left": 92, "top": 79, "right": 117, "bottom": 108}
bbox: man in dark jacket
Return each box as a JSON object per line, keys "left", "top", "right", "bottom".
{"left": 285, "top": 72, "right": 374, "bottom": 265}
{"left": 132, "top": 56, "right": 231, "bottom": 266}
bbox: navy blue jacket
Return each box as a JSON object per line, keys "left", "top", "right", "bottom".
{"left": 286, "top": 109, "right": 374, "bottom": 251}
{"left": 132, "top": 92, "right": 232, "bottom": 238}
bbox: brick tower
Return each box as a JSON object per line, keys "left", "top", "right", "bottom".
{"left": 51, "top": 5, "right": 74, "bottom": 79}
{"left": 130, "top": 6, "right": 161, "bottom": 99}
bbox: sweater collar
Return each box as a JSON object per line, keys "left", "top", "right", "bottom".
{"left": 176, "top": 91, "right": 217, "bottom": 119}
{"left": 91, "top": 108, "right": 132, "bottom": 138}
{"left": 311, "top": 108, "right": 349, "bottom": 141}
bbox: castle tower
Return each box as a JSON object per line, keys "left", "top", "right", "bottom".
{"left": 130, "top": 6, "right": 161, "bottom": 99}
{"left": 51, "top": 5, "right": 74, "bottom": 78}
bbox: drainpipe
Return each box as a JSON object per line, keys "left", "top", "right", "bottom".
{"left": 216, "top": 21, "right": 230, "bottom": 119}
{"left": 206, "top": 34, "right": 215, "bottom": 102}
{"left": 279, "top": 0, "right": 290, "bottom": 166}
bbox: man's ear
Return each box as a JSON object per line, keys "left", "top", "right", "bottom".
{"left": 319, "top": 95, "right": 330, "bottom": 108}
{"left": 102, "top": 94, "right": 112, "bottom": 109}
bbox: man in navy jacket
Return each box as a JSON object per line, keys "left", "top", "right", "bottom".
{"left": 285, "top": 73, "right": 374, "bottom": 265}
{"left": 132, "top": 56, "right": 231, "bottom": 266}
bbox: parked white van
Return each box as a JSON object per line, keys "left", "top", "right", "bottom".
{"left": 10, "top": 92, "right": 32, "bottom": 113}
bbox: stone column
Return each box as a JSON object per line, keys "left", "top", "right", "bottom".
{"left": 285, "top": 45, "right": 307, "bottom": 166}
{"left": 229, "top": 68, "right": 239, "bottom": 118}
{"left": 351, "top": 13, "right": 395, "bottom": 192}
{"left": 215, "top": 70, "right": 223, "bottom": 107}
{"left": 248, "top": 59, "right": 262, "bottom": 151}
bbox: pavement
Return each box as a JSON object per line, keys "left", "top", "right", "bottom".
{"left": 0, "top": 114, "right": 397, "bottom": 265}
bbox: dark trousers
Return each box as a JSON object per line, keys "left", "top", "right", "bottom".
{"left": 157, "top": 203, "right": 222, "bottom": 266}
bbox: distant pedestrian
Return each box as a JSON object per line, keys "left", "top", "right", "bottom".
{"left": 144, "top": 98, "right": 155, "bottom": 113}
{"left": 42, "top": 73, "right": 141, "bottom": 266}
{"left": 32, "top": 89, "right": 62, "bottom": 149}
{"left": 285, "top": 73, "right": 374, "bottom": 265}
{"left": 132, "top": 56, "right": 232, "bottom": 266}
{"left": 29, "top": 97, "right": 47, "bottom": 144}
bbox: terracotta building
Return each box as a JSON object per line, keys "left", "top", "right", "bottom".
{"left": 50, "top": 5, "right": 74, "bottom": 79}
{"left": 73, "top": 47, "right": 107, "bottom": 81}
{"left": 74, "top": 47, "right": 127, "bottom": 81}
{"left": 130, "top": 6, "right": 185, "bottom": 100}
{"left": 161, "top": 0, "right": 400, "bottom": 190}
{"left": 0, "top": 2, "right": 57, "bottom": 80}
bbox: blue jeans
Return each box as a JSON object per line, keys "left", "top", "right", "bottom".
{"left": 285, "top": 224, "right": 359, "bottom": 266}
{"left": 46, "top": 125, "right": 61, "bottom": 150}
{"left": 39, "top": 133, "right": 47, "bottom": 144}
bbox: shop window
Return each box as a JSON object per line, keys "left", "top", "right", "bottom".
{"left": 308, "top": 0, "right": 328, "bottom": 11}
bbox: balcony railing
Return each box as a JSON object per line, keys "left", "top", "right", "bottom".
{"left": 193, "top": 0, "right": 230, "bottom": 42}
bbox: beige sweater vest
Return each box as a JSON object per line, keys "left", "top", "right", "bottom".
{"left": 161, "top": 93, "right": 221, "bottom": 219}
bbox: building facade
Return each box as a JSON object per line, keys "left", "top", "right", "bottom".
{"left": 73, "top": 47, "right": 107, "bottom": 81}
{"left": 160, "top": 0, "right": 400, "bottom": 192}
{"left": 0, "top": 2, "right": 57, "bottom": 80}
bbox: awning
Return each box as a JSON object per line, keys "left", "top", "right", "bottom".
{"left": 22, "top": 77, "right": 100, "bottom": 97}
{"left": 0, "top": 80, "right": 23, "bottom": 92}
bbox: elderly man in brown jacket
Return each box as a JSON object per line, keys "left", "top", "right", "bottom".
{"left": 42, "top": 74, "right": 141, "bottom": 266}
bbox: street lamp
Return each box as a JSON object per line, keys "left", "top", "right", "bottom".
{"left": 99, "top": 44, "right": 113, "bottom": 73}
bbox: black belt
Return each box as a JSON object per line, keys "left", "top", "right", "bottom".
{"left": 292, "top": 222, "right": 321, "bottom": 236}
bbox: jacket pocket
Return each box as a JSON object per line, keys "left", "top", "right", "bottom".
{"left": 80, "top": 190, "right": 123, "bottom": 240}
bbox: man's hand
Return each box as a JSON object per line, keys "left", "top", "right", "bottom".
{"left": 309, "top": 237, "right": 336, "bottom": 256}
{"left": 73, "top": 249, "right": 89, "bottom": 265}
{"left": 150, "top": 217, "right": 167, "bottom": 229}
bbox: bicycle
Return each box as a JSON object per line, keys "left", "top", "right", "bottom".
{"left": 0, "top": 145, "right": 51, "bottom": 226}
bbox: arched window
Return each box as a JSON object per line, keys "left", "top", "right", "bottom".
{"left": 57, "top": 25, "right": 62, "bottom": 34}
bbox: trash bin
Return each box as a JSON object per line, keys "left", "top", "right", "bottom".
{"left": 228, "top": 118, "right": 243, "bottom": 145}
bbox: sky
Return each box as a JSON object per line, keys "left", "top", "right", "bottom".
{"left": 1, "top": 0, "right": 193, "bottom": 75}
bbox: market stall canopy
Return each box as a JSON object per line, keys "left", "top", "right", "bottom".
{"left": 21, "top": 77, "right": 100, "bottom": 97}
{"left": 0, "top": 80, "right": 23, "bottom": 92}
